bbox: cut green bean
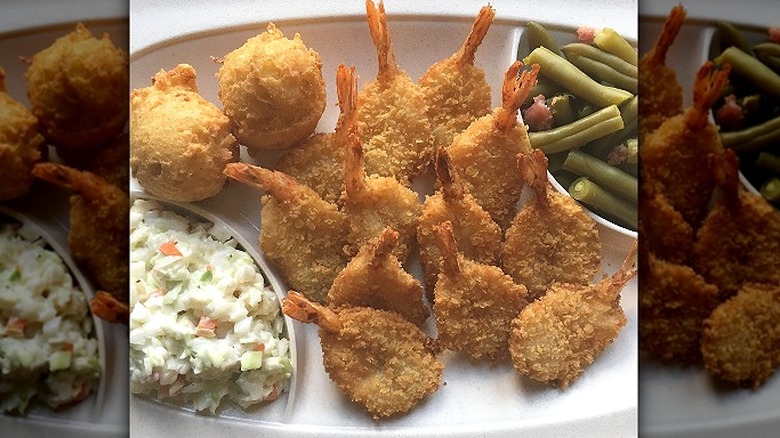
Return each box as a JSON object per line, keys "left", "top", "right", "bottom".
{"left": 569, "top": 177, "right": 637, "bottom": 229}
{"left": 761, "top": 178, "right": 780, "bottom": 202}
{"left": 562, "top": 150, "right": 637, "bottom": 203}
{"left": 552, "top": 169, "right": 579, "bottom": 189}
{"left": 523, "top": 46, "right": 633, "bottom": 107}
{"left": 753, "top": 44, "right": 780, "bottom": 73}
{"left": 593, "top": 28, "right": 637, "bottom": 66}
{"left": 525, "top": 76, "right": 562, "bottom": 103}
{"left": 618, "top": 162, "right": 638, "bottom": 178}
{"left": 584, "top": 95, "right": 638, "bottom": 157}
{"left": 756, "top": 152, "right": 780, "bottom": 175}
{"left": 563, "top": 52, "right": 638, "bottom": 93}
{"left": 546, "top": 151, "right": 568, "bottom": 173}
{"left": 561, "top": 43, "right": 637, "bottom": 78}
{"left": 716, "top": 21, "right": 753, "bottom": 55}
{"left": 548, "top": 94, "right": 576, "bottom": 126}
{"left": 529, "top": 104, "right": 624, "bottom": 154}
{"left": 526, "top": 21, "right": 561, "bottom": 55}
{"left": 721, "top": 114, "right": 780, "bottom": 153}
{"left": 715, "top": 46, "right": 780, "bottom": 100}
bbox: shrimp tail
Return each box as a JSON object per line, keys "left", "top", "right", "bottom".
{"left": 90, "top": 291, "right": 129, "bottom": 324}
{"left": 433, "top": 221, "right": 461, "bottom": 277}
{"left": 370, "top": 227, "right": 400, "bottom": 262}
{"left": 648, "top": 4, "right": 687, "bottom": 65}
{"left": 689, "top": 61, "right": 731, "bottom": 129}
{"left": 366, "top": 0, "right": 398, "bottom": 82}
{"left": 456, "top": 5, "right": 495, "bottom": 67}
{"left": 600, "top": 240, "right": 638, "bottom": 301}
{"left": 497, "top": 62, "right": 539, "bottom": 132}
{"left": 435, "top": 146, "right": 465, "bottom": 201}
{"left": 282, "top": 291, "right": 342, "bottom": 333}
{"left": 223, "top": 162, "right": 299, "bottom": 203}
{"left": 517, "top": 150, "right": 549, "bottom": 207}
{"left": 32, "top": 163, "right": 107, "bottom": 202}
{"left": 335, "top": 64, "right": 358, "bottom": 138}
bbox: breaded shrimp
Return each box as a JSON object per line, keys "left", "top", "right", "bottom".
{"left": 356, "top": 0, "right": 433, "bottom": 184}
{"left": 63, "top": 133, "right": 129, "bottom": 193}
{"left": 328, "top": 227, "right": 429, "bottom": 327}
{"left": 502, "top": 150, "right": 601, "bottom": 300}
{"left": 418, "top": 5, "right": 494, "bottom": 150}
{"left": 693, "top": 150, "right": 780, "bottom": 299}
{"left": 638, "top": 175, "right": 693, "bottom": 265}
{"left": 641, "top": 61, "right": 730, "bottom": 229}
{"left": 417, "top": 146, "right": 502, "bottom": 295}
{"left": 509, "top": 242, "right": 636, "bottom": 388}
{"left": 224, "top": 163, "right": 348, "bottom": 304}
{"left": 638, "top": 252, "right": 719, "bottom": 364}
{"left": 432, "top": 221, "right": 527, "bottom": 362}
{"left": 342, "top": 131, "right": 420, "bottom": 262}
{"left": 31, "top": 163, "right": 129, "bottom": 302}
{"left": 448, "top": 61, "right": 539, "bottom": 227}
{"left": 282, "top": 291, "right": 443, "bottom": 419}
{"left": 90, "top": 290, "right": 129, "bottom": 324}
{"left": 701, "top": 283, "right": 780, "bottom": 388}
{"left": 276, "top": 64, "right": 358, "bottom": 204}
{"left": 638, "top": 4, "right": 686, "bottom": 139}
{"left": 0, "top": 67, "right": 45, "bottom": 201}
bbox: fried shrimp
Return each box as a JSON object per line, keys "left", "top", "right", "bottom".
{"left": 328, "top": 227, "right": 428, "bottom": 327}
{"left": 417, "top": 146, "right": 501, "bottom": 295}
{"left": 276, "top": 64, "right": 358, "bottom": 204}
{"left": 693, "top": 150, "right": 780, "bottom": 299}
{"left": 65, "top": 133, "right": 129, "bottom": 193}
{"left": 502, "top": 150, "right": 601, "bottom": 300}
{"left": 342, "top": 131, "right": 420, "bottom": 262}
{"left": 638, "top": 175, "right": 693, "bottom": 265}
{"left": 701, "top": 283, "right": 780, "bottom": 388}
{"left": 131, "top": 64, "right": 238, "bottom": 202}
{"left": 641, "top": 61, "right": 730, "bottom": 229}
{"left": 448, "top": 61, "right": 538, "bottom": 227}
{"left": 0, "top": 67, "right": 45, "bottom": 201}
{"left": 24, "top": 23, "right": 128, "bottom": 153}
{"left": 418, "top": 5, "right": 494, "bottom": 150}
{"left": 509, "top": 242, "right": 636, "bottom": 388}
{"left": 282, "top": 291, "right": 443, "bottom": 419}
{"left": 31, "top": 163, "right": 129, "bottom": 303}
{"left": 432, "top": 221, "right": 527, "bottom": 362}
{"left": 224, "top": 163, "right": 348, "bottom": 304}
{"left": 639, "top": 253, "right": 720, "bottom": 364}
{"left": 638, "top": 4, "right": 686, "bottom": 139}
{"left": 356, "top": 0, "right": 433, "bottom": 184}
{"left": 216, "top": 22, "right": 326, "bottom": 151}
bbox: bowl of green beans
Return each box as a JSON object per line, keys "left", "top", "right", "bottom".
{"left": 517, "top": 22, "right": 638, "bottom": 234}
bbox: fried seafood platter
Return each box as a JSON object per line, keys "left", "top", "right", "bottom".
{"left": 130, "top": 1, "right": 637, "bottom": 436}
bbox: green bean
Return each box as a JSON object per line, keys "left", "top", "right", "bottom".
{"left": 529, "top": 104, "right": 623, "bottom": 154}
{"left": 525, "top": 76, "right": 562, "bottom": 103}
{"left": 523, "top": 46, "right": 633, "bottom": 108}
{"left": 562, "top": 150, "right": 638, "bottom": 203}
{"left": 715, "top": 46, "right": 780, "bottom": 100}
{"left": 561, "top": 43, "right": 637, "bottom": 78}
{"left": 552, "top": 169, "right": 579, "bottom": 189}
{"left": 584, "top": 95, "right": 638, "bottom": 157}
{"left": 761, "top": 178, "right": 780, "bottom": 202}
{"left": 569, "top": 177, "right": 637, "bottom": 229}
{"left": 753, "top": 43, "right": 780, "bottom": 73}
{"left": 526, "top": 21, "right": 561, "bottom": 55}
{"left": 563, "top": 51, "right": 637, "bottom": 93}
{"left": 756, "top": 152, "right": 780, "bottom": 175}
{"left": 721, "top": 114, "right": 780, "bottom": 153}
{"left": 624, "top": 138, "right": 638, "bottom": 165}
{"left": 716, "top": 21, "right": 752, "bottom": 55}
{"left": 578, "top": 104, "right": 596, "bottom": 119}
{"left": 593, "top": 28, "right": 637, "bottom": 66}
{"left": 618, "top": 162, "right": 638, "bottom": 178}
{"left": 548, "top": 94, "right": 576, "bottom": 126}
{"left": 546, "top": 151, "right": 568, "bottom": 173}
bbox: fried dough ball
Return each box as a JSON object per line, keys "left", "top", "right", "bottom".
{"left": 433, "top": 221, "right": 527, "bottom": 362}
{"left": 131, "top": 64, "right": 238, "bottom": 202}
{"left": 328, "top": 228, "right": 429, "bottom": 327}
{"left": 639, "top": 253, "right": 720, "bottom": 364}
{"left": 342, "top": 131, "right": 420, "bottom": 262}
{"left": 502, "top": 150, "right": 601, "bottom": 300}
{"left": 217, "top": 23, "right": 326, "bottom": 151}
{"left": 356, "top": 0, "right": 433, "bottom": 184}
{"left": 448, "top": 61, "right": 538, "bottom": 228}
{"left": 24, "top": 23, "right": 128, "bottom": 153}
{"left": 509, "top": 242, "right": 636, "bottom": 388}
{"left": 417, "top": 146, "right": 501, "bottom": 296}
{"left": 701, "top": 283, "right": 780, "bottom": 388}
{"left": 224, "top": 163, "right": 349, "bottom": 304}
{"left": 32, "top": 163, "right": 129, "bottom": 303}
{"left": 276, "top": 64, "right": 357, "bottom": 204}
{"left": 283, "top": 292, "right": 443, "bottom": 419}
{"left": 0, "top": 67, "right": 45, "bottom": 201}
{"left": 418, "top": 5, "right": 494, "bottom": 150}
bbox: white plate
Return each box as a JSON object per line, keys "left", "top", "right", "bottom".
{"left": 129, "top": 1, "right": 638, "bottom": 437}
{"left": 0, "top": 10, "right": 129, "bottom": 438}
{"left": 639, "top": 1, "right": 780, "bottom": 436}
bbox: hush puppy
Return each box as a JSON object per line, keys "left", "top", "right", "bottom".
{"left": 0, "top": 67, "right": 45, "bottom": 201}
{"left": 217, "top": 23, "right": 326, "bottom": 152}
{"left": 130, "top": 64, "right": 238, "bottom": 202}
{"left": 24, "top": 23, "right": 128, "bottom": 153}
